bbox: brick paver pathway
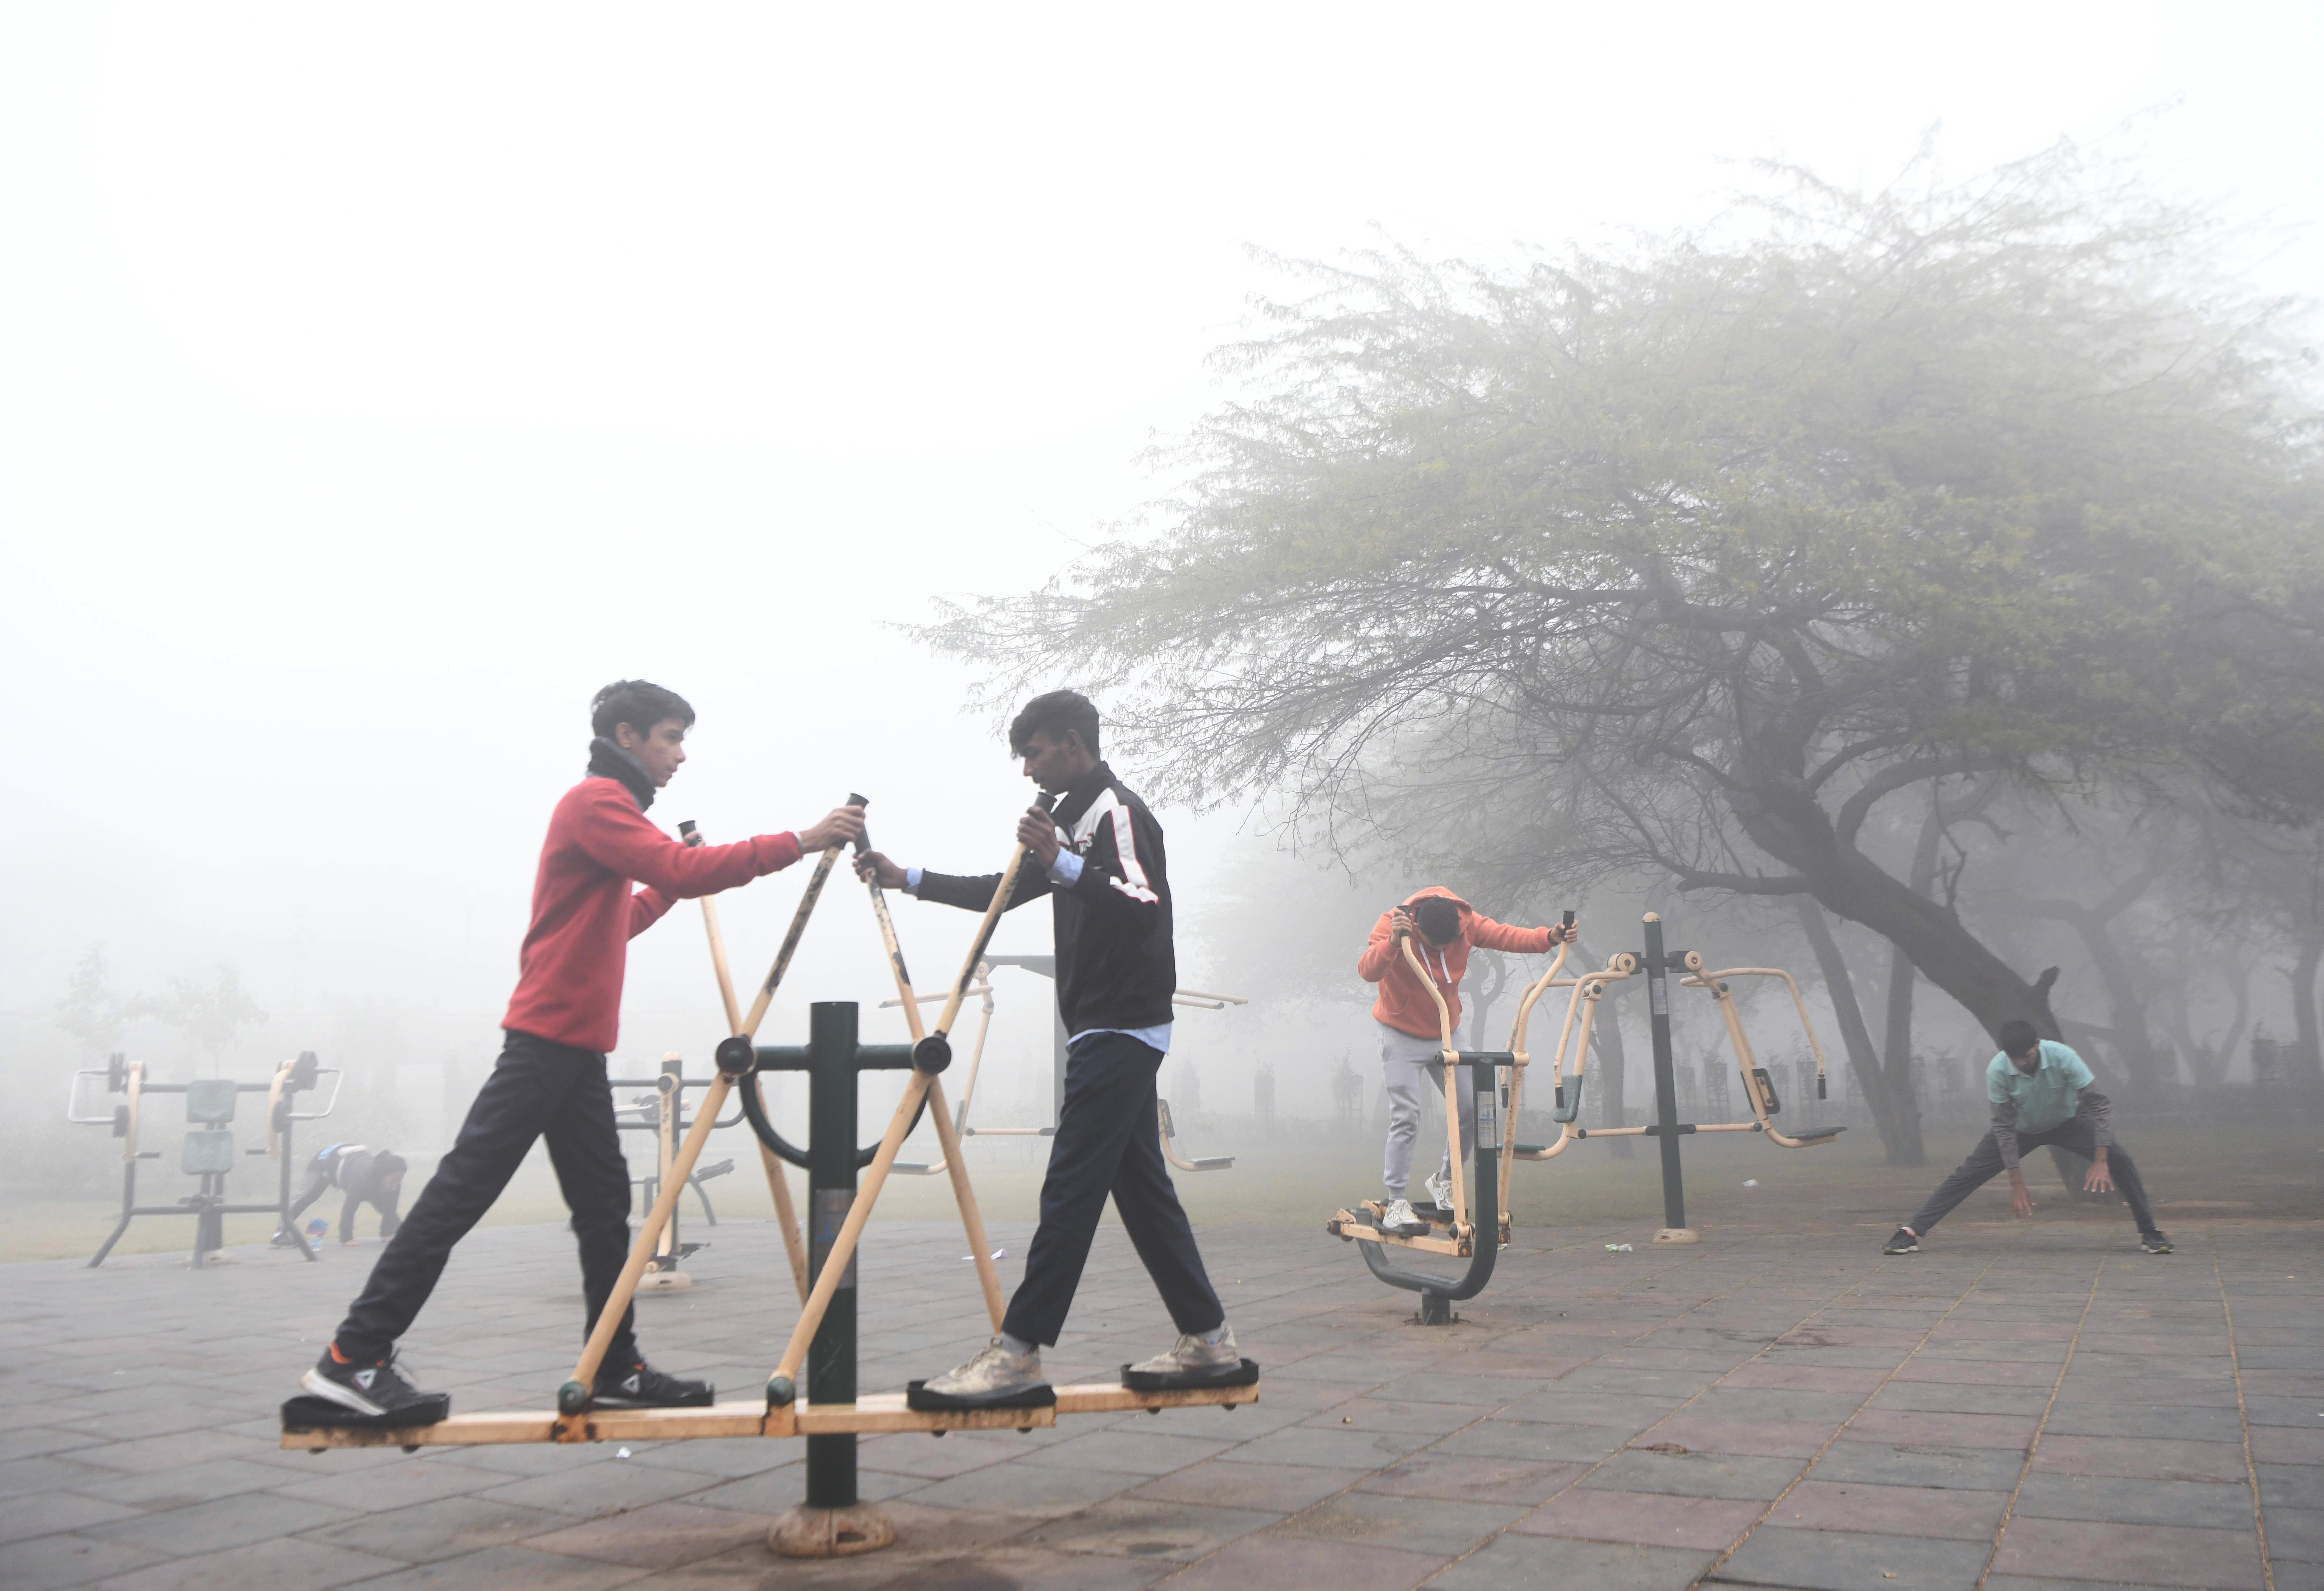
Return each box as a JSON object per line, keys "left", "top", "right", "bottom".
{"left": 1, "top": 1213, "right": 2314, "bottom": 1589}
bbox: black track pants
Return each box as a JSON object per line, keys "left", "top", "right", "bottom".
{"left": 1000, "top": 1031, "right": 1224, "bottom": 1347}
{"left": 1906, "top": 1116, "right": 2159, "bottom": 1237}
{"left": 335, "top": 1032, "right": 637, "bottom": 1365}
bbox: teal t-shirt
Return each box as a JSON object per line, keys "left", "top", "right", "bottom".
{"left": 1986, "top": 1039, "right": 2093, "bottom": 1135}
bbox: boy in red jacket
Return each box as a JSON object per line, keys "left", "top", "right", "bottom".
{"left": 296, "top": 680, "right": 863, "bottom": 1426}
{"left": 1359, "top": 888, "right": 1575, "bottom": 1235}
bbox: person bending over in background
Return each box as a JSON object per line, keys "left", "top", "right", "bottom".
{"left": 277, "top": 1143, "right": 406, "bottom": 1246}
{"left": 1359, "top": 889, "right": 1577, "bottom": 1237}
{"left": 291, "top": 679, "right": 865, "bottom": 1427}
{"left": 855, "top": 689, "right": 1245, "bottom": 1406}
{"left": 1885, "top": 1019, "right": 2172, "bottom": 1256}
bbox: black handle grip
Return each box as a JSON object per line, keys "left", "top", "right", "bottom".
{"left": 846, "top": 792, "right": 871, "bottom": 853}
{"left": 1562, "top": 909, "right": 1575, "bottom": 928}
{"left": 1034, "top": 790, "right": 1058, "bottom": 813}
{"left": 678, "top": 820, "right": 701, "bottom": 846}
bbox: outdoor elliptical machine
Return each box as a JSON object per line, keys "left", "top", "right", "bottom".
{"left": 283, "top": 793, "right": 1262, "bottom": 1558}
{"left": 1329, "top": 911, "right": 1844, "bottom": 1317}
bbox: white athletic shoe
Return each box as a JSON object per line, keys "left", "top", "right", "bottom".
{"left": 1381, "top": 1197, "right": 1428, "bottom": 1236}
{"left": 1126, "top": 1327, "right": 1242, "bottom": 1384}
{"left": 1422, "top": 1168, "right": 1456, "bottom": 1210}
{"left": 919, "top": 1338, "right": 1047, "bottom": 1405}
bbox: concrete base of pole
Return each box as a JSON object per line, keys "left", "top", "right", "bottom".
{"left": 1652, "top": 1227, "right": 1701, "bottom": 1245}
{"left": 769, "top": 1503, "right": 895, "bottom": 1558}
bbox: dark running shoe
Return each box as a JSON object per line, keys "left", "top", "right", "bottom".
{"left": 1882, "top": 1228, "right": 1919, "bottom": 1255}
{"left": 292, "top": 1348, "right": 449, "bottom": 1427}
{"left": 2140, "top": 1231, "right": 2174, "bottom": 1254}
{"left": 593, "top": 1361, "right": 714, "bottom": 1408}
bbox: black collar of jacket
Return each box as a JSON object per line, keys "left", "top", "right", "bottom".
{"left": 587, "top": 736, "right": 657, "bottom": 811}
{"left": 1048, "top": 762, "right": 1115, "bottom": 829}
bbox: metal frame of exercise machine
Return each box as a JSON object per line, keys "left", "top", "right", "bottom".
{"left": 283, "top": 795, "right": 1261, "bottom": 1554}
{"left": 1329, "top": 911, "right": 1846, "bottom": 1310}
{"left": 881, "top": 960, "right": 1244, "bottom": 1177}
{"left": 68, "top": 1051, "right": 341, "bottom": 1268}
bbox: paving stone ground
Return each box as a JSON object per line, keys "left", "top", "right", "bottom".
{"left": 1, "top": 1211, "right": 2315, "bottom": 1590}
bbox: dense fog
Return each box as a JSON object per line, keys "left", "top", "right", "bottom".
{"left": 5, "top": 5, "right": 2321, "bottom": 1246}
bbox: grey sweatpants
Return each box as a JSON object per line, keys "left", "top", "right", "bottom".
{"left": 1380, "top": 1021, "right": 1475, "bottom": 1196}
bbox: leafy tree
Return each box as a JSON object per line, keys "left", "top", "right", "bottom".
{"left": 53, "top": 945, "right": 124, "bottom": 1056}
{"left": 926, "top": 143, "right": 2324, "bottom": 1085}
{"left": 133, "top": 964, "right": 268, "bottom": 1077}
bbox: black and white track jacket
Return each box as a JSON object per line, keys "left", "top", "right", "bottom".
{"left": 912, "top": 762, "right": 1175, "bottom": 1035}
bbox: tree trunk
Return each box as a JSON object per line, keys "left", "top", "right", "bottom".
{"left": 1727, "top": 777, "right": 2064, "bottom": 1049}
{"left": 1793, "top": 897, "right": 1922, "bottom": 1163}
{"left": 2293, "top": 928, "right": 2324, "bottom": 1090}
{"left": 1586, "top": 969, "right": 1635, "bottom": 1159}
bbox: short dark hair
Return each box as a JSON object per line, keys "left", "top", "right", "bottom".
{"left": 1009, "top": 689, "right": 1101, "bottom": 758}
{"left": 591, "top": 680, "right": 694, "bottom": 740}
{"left": 1414, "top": 897, "right": 1462, "bottom": 944}
{"left": 1996, "top": 1019, "right": 2040, "bottom": 1056}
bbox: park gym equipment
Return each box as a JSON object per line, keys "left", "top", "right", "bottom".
{"left": 1329, "top": 911, "right": 1842, "bottom": 1319}
{"left": 67, "top": 1050, "right": 341, "bottom": 1268}
{"left": 613, "top": 1050, "right": 741, "bottom": 1291}
{"left": 879, "top": 955, "right": 1243, "bottom": 1176}
{"left": 283, "top": 795, "right": 1260, "bottom": 1558}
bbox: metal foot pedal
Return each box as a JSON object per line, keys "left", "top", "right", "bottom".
{"left": 1120, "top": 1357, "right": 1261, "bottom": 1394}
{"left": 904, "top": 1379, "right": 1057, "bottom": 1413}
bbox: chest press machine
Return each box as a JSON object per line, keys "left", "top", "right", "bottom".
{"left": 282, "top": 796, "right": 1261, "bottom": 1540}
{"left": 1329, "top": 912, "right": 1843, "bottom": 1320}
{"left": 69, "top": 1051, "right": 341, "bottom": 1268}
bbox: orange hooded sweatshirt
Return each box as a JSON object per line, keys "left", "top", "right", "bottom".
{"left": 1357, "top": 886, "right": 1558, "bottom": 1041}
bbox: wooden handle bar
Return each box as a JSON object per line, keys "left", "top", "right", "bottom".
{"left": 770, "top": 1068, "right": 933, "bottom": 1391}
{"left": 922, "top": 793, "right": 1056, "bottom": 1062}
{"left": 682, "top": 822, "right": 807, "bottom": 1299}
{"left": 852, "top": 809, "right": 1006, "bottom": 1325}
{"left": 1397, "top": 931, "right": 1468, "bottom": 1238}
{"left": 566, "top": 1070, "right": 734, "bottom": 1404}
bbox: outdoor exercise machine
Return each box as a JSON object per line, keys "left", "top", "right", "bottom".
{"left": 1324, "top": 919, "right": 1553, "bottom": 1323}
{"left": 879, "top": 957, "right": 1244, "bottom": 1176}
{"left": 1509, "top": 914, "right": 1843, "bottom": 1245}
{"left": 611, "top": 1050, "right": 741, "bottom": 1290}
{"left": 67, "top": 1050, "right": 341, "bottom": 1268}
{"left": 1329, "top": 911, "right": 1843, "bottom": 1316}
{"left": 282, "top": 796, "right": 1261, "bottom": 1559}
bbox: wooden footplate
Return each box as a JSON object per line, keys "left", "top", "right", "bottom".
{"left": 1326, "top": 1203, "right": 1473, "bottom": 1256}
{"left": 281, "top": 1378, "right": 1262, "bottom": 1451}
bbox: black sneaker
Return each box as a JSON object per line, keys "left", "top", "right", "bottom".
{"left": 288, "top": 1348, "right": 450, "bottom": 1428}
{"left": 1883, "top": 1228, "right": 1919, "bottom": 1255}
{"left": 593, "top": 1361, "right": 714, "bottom": 1408}
{"left": 2140, "top": 1231, "right": 2173, "bottom": 1254}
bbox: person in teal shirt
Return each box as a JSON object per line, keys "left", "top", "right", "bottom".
{"left": 1884, "top": 1020, "right": 2170, "bottom": 1255}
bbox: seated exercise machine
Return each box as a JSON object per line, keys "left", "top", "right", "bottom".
{"left": 1329, "top": 911, "right": 1843, "bottom": 1316}
{"left": 68, "top": 1051, "right": 340, "bottom": 1268}
{"left": 879, "top": 957, "right": 1243, "bottom": 1176}
{"left": 283, "top": 796, "right": 1260, "bottom": 1554}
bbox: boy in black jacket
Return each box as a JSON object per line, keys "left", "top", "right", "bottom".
{"left": 856, "top": 690, "right": 1240, "bottom": 1404}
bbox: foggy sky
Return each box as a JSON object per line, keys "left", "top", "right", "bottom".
{"left": 4, "top": 4, "right": 2320, "bottom": 1120}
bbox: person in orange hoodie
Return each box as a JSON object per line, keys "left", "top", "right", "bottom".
{"left": 1358, "top": 888, "right": 1577, "bottom": 1235}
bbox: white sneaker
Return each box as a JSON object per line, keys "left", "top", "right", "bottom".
{"left": 1381, "top": 1197, "right": 1428, "bottom": 1236}
{"left": 915, "top": 1338, "right": 1048, "bottom": 1407}
{"left": 1125, "top": 1326, "right": 1244, "bottom": 1387}
{"left": 1422, "top": 1168, "right": 1456, "bottom": 1210}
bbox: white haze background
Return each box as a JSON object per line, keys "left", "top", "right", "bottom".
{"left": 2, "top": 4, "right": 2319, "bottom": 1144}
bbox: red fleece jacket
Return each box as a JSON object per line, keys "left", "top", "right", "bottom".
{"left": 1356, "top": 886, "right": 1556, "bottom": 1041}
{"left": 501, "top": 776, "right": 803, "bottom": 1052}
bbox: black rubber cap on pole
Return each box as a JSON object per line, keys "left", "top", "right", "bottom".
{"left": 911, "top": 1033, "right": 952, "bottom": 1074}
{"left": 714, "top": 1035, "right": 756, "bottom": 1077}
